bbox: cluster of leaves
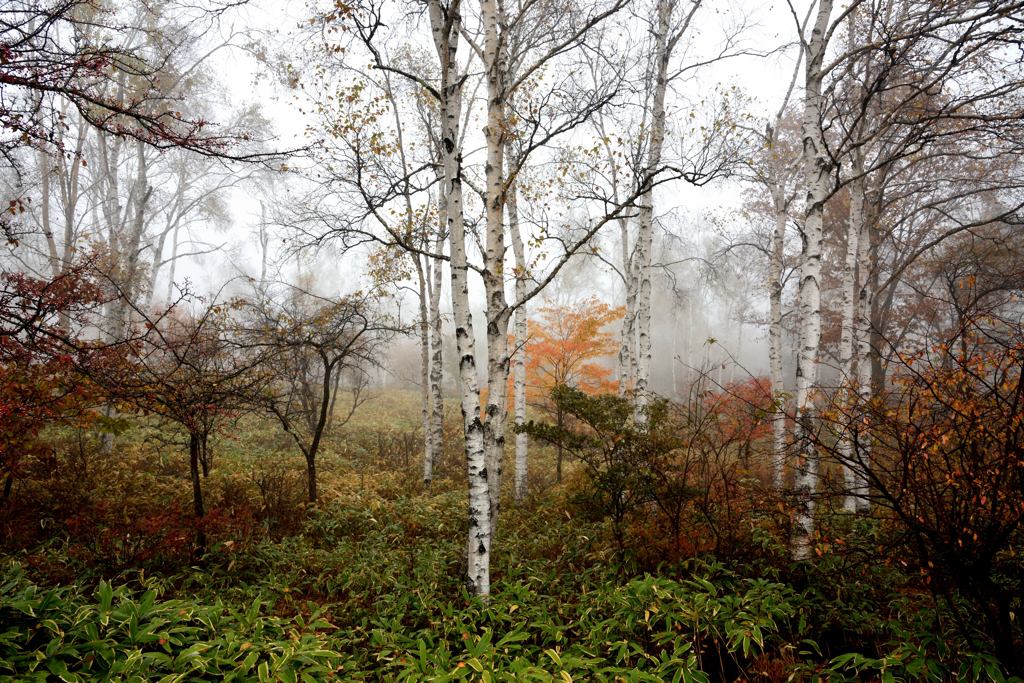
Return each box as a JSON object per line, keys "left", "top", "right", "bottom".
{"left": 521, "top": 298, "right": 623, "bottom": 401}
{"left": 0, "top": 565, "right": 340, "bottom": 682}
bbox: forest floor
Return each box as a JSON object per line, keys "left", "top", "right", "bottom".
{"left": 0, "top": 389, "right": 1016, "bottom": 681}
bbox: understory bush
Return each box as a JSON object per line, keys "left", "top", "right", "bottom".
{"left": 4, "top": 491, "right": 1021, "bottom": 681}
{"left": 2, "top": 388, "right": 1021, "bottom": 681}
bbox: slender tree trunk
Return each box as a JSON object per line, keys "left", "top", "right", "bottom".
{"left": 100, "top": 140, "right": 149, "bottom": 453}
{"left": 853, "top": 197, "right": 875, "bottom": 513}
{"left": 429, "top": 0, "right": 490, "bottom": 597}
{"left": 671, "top": 302, "right": 679, "bottom": 398}
{"left": 57, "top": 117, "right": 86, "bottom": 275}
{"left": 98, "top": 133, "right": 125, "bottom": 343}
{"left": 305, "top": 356, "right": 336, "bottom": 504}
{"left": 839, "top": 162, "right": 864, "bottom": 512}
{"left": 429, "top": 226, "right": 445, "bottom": 470}
{"left": 385, "top": 68, "right": 438, "bottom": 487}
{"left": 189, "top": 431, "right": 206, "bottom": 554}
{"left": 200, "top": 431, "right": 210, "bottom": 478}
{"left": 306, "top": 452, "right": 318, "bottom": 503}
{"left": 792, "top": 0, "right": 833, "bottom": 560}
{"left": 480, "top": 0, "right": 512, "bottom": 549}
{"left": 38, "top": 150, "right": 62, "bottom": 278}
{"left": 110, "top": 140, "right": 151, "bottom": 339}
{"left": 165, "top": 221, "right": 181, "bottom": 306}
{"left": 257, "top": 202, "right": 270, "bottom": 302}
{"left": 556, "top": 405, "right": 564, "bottom": 484}
{"left": 145, "top": 168, "right": 187, "bottom": 309}
{"left": 508, "top": 158, "right": 529, "bottom": 502}
{"left": 769, "top": 195, "right": 787, "bottom": 488}
{"left": 634, "top": 0, "right": 672, "bottom": 424}
{"left": 416, "top": 254, "right": 435, "bottom": 485}
{"left": 618, "top": 223, "right": 636, "bottom": 396}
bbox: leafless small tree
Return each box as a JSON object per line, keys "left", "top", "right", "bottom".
{"left": 240, "top": 287, "right": 396, "bottom": 503}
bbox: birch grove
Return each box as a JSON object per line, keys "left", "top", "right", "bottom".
{"left": 136, "top": 0, "right": 1024, "bottom": 599}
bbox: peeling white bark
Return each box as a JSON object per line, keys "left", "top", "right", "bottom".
{"left": 428, "top": 0, "right": 490, "bottom": 597}
{"left": 634, "top": 0, "right": 673, "bottom": 424}
{"left": 481, "top": 0, "right": 510, "bottom": 544}
{"left": 769, "top": 193, "right": 787, "bottom": 489}
{"left": 853, "top": 195, "right": 874, "bottom": 513}
{"left": 429, "top": 223, "right": 445, "bottom": 474}
{"left": 792, "top": 0, "right": 833, "bottom": 561}
{"left": 416, "top": 253, "right": 435, "bottom": 485}
{"left": 508, "top": 160, "right": 529, "bottom": 502}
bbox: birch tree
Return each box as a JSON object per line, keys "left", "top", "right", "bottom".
{"left": 323, "top": 0, "right": 683, "bottom": 596}
{"left": 737, "top": 81, "right": 803, "bottom": 489}
{"left": 595, "top": 0, "right": 756, "bottom": 419}
{"left": 429, "top": 0, "right": 490, "bottom": 595}
{"left": 630, "top": 0, "right": 689, "bottom": 422}
{"left": 474, "top": 0, "right": 636, "bottom": 589}
{"left": 790, "top": 0, "right": 837, "bottom": 560}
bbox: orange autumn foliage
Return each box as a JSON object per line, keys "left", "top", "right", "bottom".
{"left": 517, "top": 298, "right": 623, "bottom": 405}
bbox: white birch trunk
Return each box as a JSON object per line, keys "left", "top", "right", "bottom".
{"left": 38, "top": 149, "right": 61, "bottom": 278}
{"left": 258, "top": 201, "right": 270, "bottom": 303}
{"left": 619, "top": 252, "right": 637, "bottom": 396}
{"left": 769, "top": 194, "right": 787, "bottom": 489}
{"left": 429, "top": 213, "right": 446, "bottom": 472}
{"left": 416, "top": 253, "right": 435, "bottom": 485}
{"left": 792, "top": 0, "right": 833, "bottom": 560}
{"left": 481, "top": 0, "right": 511, "bottom": 542}
{"left": 616, "top": 202, "right": 635, "bottom": 395}
{"left": 165, "top": 221, "right": 181, "bottom": 306}
{"left": 145, "top": 166, "right": 187, "bottom": 310}
{"left": 634, "top": 0, "right": 672, "bottom": 423}
{"left": 671, "top": 302, "right": 679, "bottom": 398}
{"left": 853, "top": 198, "right": 874, "bottom": 513}
{"left": 56, "top": 116, "right": 87, "bottom": 274}
{"left": 112, "top": 140, "right": 151, "bottom": 337}
{"left": 428, "top": 0, "right": 490, "bottom": 597}
{"left": 508, "top": 158, "right": 529, "bottom": 502}
{"left": 838, "top": 163, "right": 864, "bottom": 512}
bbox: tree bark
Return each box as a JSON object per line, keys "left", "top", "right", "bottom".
{"left": 428, "top": 0, "right": 490, "bottom": 597}
{"left": 839, "top": 162, "right": 864, "bottom": 512}
{"left": 38, "top": 150, "right": 61, "bottom": 278}
{"left": 792, "top": 0, "right": 833, "bottom": 561}
{"left": 634, "top": 0, "right": 673, "bottom": 424}
{"left": 508, "top": 156, "right": 529, "bottom": 502}
{"left": 429, "top": 200, "right": 446, "bottom": 478}
{"left": 189, "top": 431, "right": 206, "bottom": 554}
{"left": 853, "top": 191, "right": 875, "bottom": 513}
{"left": 769, "top": 193, "right": 787, "bottom": 489}
{"left": 416, "top": 253, "right": 435, "bottom": 486}
{"left": 306, "top": 452, "right": 318, "bottom": 504}
{"left": 481, "top": 0, "right": 511, "bottom": 544}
